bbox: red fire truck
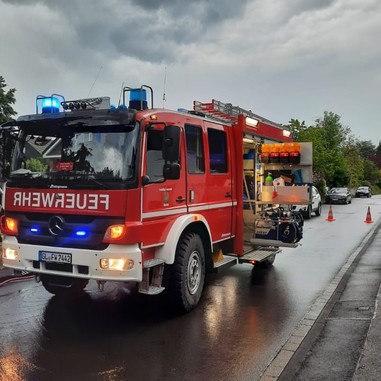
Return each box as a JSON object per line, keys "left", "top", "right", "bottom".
{"left": 0, "top": 86, "right": 310, "bottom": 311}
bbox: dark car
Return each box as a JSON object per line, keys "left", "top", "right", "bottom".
{"left": 355, "top": 186, "right": 371, "bottom": 198}
{"left": 325, "top": 187, "right": 352, "bottom": 204}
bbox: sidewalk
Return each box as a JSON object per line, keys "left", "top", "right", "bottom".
{"left": 271, "top": 221, "right": 381, "bottom": 381}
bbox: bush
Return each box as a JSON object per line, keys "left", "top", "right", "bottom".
{"left": 315, "top": 178, "right": 328, "bottom": 198}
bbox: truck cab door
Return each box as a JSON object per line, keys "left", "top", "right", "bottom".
{"left": 204, "top": 124, "right": 233, "bottom": 241}
{"left": 184, "top": 122, "right": 233, "bottom": 242}
{"left": 141, "top": 126, "right": 187, "bottom": 246}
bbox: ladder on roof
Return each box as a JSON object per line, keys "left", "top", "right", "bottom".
{"left": 193, "top": 99, "right": 281, "bottom": 128}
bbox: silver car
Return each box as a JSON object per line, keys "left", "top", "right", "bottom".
{"left": 295, "top": 186, "right": 322, "bottom": 219}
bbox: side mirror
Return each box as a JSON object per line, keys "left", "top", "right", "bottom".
{"left": 163, "top": 125, "right": 180, "bottom": 162}
{"left": 163, "top": 163, "right": 180, "bottom": 180}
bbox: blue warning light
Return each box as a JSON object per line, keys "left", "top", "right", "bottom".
{"left": 42, "top": 97, "right": 60, "bottom": 114}
{"left": 36, "top": 94, "right": 65, "bottom": 114}
{"left": 75, "top": 229, "right": 88, "bottom": 237}
{"left": 129, "top": 88, "right": 148, "bottom": 110}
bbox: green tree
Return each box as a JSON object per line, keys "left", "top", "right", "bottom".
{"left": 363, "top": 159, "right": 379, "bottom": 184}
{"left": 296, "top": 112, "right": 350, "bottom": 187}
{"left": 356, "top": 140, "right": 376, "bottom": 159}
{"left": 0, "top": 76, "right": 17, "bottom": 124}
{"left": 342, "top": 145, "right": 364, "bottom": 187}
{"left": 315, "top": 111, "right": 350, "bottom": 150}
{"left": 375, "top": 141, "right": 381, "bottom": 155}
{"left": 284, "top": 119, "right": 307, "bottom": 140}
{"left": 25, "top": 158, "right": 48, "bottom": 172}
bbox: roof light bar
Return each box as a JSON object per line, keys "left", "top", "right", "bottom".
{"left": 61, "top": 97, "right": 111, "bottom": 111}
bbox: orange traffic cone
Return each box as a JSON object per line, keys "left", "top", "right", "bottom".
{"left": 326, "top": 205, "right": 335, "bottom": 222}
{"left": 364, "top": 207, "right": 373, "bottom": 223}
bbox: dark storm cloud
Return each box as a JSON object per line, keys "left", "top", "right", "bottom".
{"left": 291, "top": 0, "right": 336, "bottom": 13}
{"left": 3, "top": 0, "right": 381, "bottom": 146}
{"left": 131, "top": 0, "right": 249, "bottom": 24}
{"left": 1, "top": 0, "right": 250, "bottom": 64}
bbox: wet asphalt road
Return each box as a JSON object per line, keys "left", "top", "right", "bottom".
{"left": 1, "top": 196, "right": 380, "bottom": 381}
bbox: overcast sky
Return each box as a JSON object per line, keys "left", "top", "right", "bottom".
{"left": 1, "top": 0, "right": 380, "bottom": 145}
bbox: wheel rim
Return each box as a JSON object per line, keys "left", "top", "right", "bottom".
{"left": 187, "top": 251, "right": 201, "bottom": 295}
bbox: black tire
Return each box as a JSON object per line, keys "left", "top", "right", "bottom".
{"left": 170, "top": 232, "right": 205, "bottom": 312}
{"left": 305, "top": 205, "right": 312, "bottom": 219}
{"left": 315, "top": 203, "right": 322, "bottom": 216}
{"left": 41, "top": 275, "right": 88, "bottom": 296}
{"left": 257, "top": 254, "right": 276, "bottom": 268}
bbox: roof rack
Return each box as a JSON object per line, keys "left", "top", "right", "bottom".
{"left": 193, "top": 99, "right": 282, "bottom": 128}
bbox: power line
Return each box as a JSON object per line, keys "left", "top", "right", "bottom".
{"left": 87, "top": 65, "right": 103, "bottom": 98}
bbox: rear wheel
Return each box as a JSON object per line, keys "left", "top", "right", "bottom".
{"left": 41, "top": 275, "right": 88, "bottom": 296}
{"left": 258, "top": 254, "right": 276, "bottom": 268}
{"left": 303, "top": 205, "right": 312, "bottom": 219}
{"left": 315, "top": 203, "right": 322, "bottom": 216}
{"left": 170, "top": 233, "right": 205, "bottom": 312}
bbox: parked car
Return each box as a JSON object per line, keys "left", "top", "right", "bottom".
{"left": 325, "top": 187, "right": 352, "bottom": 204}
{"left": 294, "top": 185, "right": 322, "bottom": 219}
{"left": 355, "top": 186, "right": 371, "bottom": 198}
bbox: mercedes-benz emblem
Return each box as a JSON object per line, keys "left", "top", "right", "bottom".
{"left": 48, "top": 215, "right": 65, "bottom": 236}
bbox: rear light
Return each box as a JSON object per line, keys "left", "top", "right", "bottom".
{"left": 103, "top": 224, "right": 127, "bottom": 242}
{"left": 1, "top": 216, "right": 19, "bottom": 235}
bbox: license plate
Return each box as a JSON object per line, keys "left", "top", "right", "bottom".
{"left": 39, "top": 251, "right": 72, "bottom": 264}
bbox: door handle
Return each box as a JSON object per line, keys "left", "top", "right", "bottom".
{"left": 225, "top": 193, "right": 232, "bottom": 198}
{"left": 176, "top": 197, "right": 186, "bottom": 203}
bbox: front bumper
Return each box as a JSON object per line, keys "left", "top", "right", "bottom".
{"left": 326, "top": 197, "right": 346, "bottom": 203}
{"left": 1, "top": 236, "right": 143, "bottom": 282}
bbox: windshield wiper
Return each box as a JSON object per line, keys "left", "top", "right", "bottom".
{"left": 10, "top": 169, "right": 42, "bottom": 178}
{"left": 45, "top": 171, "right": 111, "bottom": 188}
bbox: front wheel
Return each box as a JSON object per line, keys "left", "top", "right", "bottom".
{"left": 170, "top": 233, "right": 205, "bottom": 312}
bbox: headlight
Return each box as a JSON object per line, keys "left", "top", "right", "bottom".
{"left": 3, "top": 247, "right": 19, "bottom": 261}
{"left": 99, "top": 258, "right": 134, "bottom": 271}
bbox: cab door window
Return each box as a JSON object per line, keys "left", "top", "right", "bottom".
{"left": 207, "top": 128, "right": 227, "bottom": 173}
{"left": 185, "top": 124, "right": 205, "bottom": 174}
{"left": 146, "top": 129, "right": 165, "bottom": 182}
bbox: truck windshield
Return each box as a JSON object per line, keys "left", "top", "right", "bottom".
{"left": 7, "top": 122, "right": 140, "bottom": 189}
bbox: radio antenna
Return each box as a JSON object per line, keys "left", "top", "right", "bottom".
{"left": 162, "top": 66, "right": 167, "bottom": 108}
{"left": 87, "top": 65, "right": 103, "bottom": 97}
{"left": 118, "top": 81, "right": 125, "bottom": 107}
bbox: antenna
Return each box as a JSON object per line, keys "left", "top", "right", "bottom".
{"left": 87, "top": 65, "right": 103, "bottom": 98}
{"left": 162, "top": 66, "right": 167, "bottom": 108}
{"left": 118, "top": 81, "right": 124, "bottom": 107}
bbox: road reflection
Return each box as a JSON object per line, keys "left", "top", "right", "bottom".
{"left": 0, "top": 263, "right": 292, "bottom": 381}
